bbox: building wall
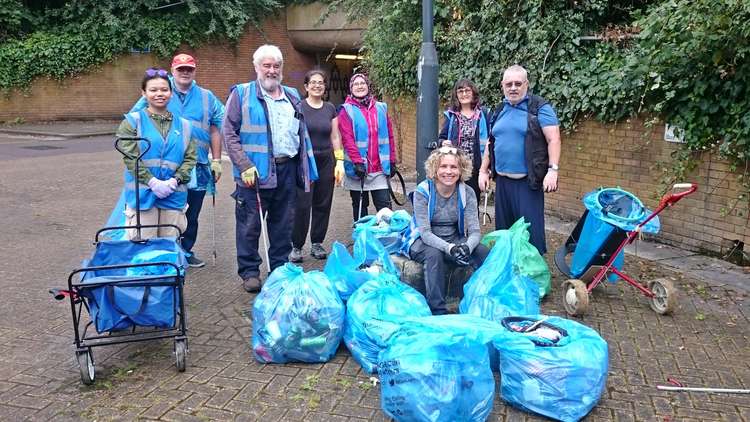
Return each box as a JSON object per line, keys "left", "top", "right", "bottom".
{"left": 0, "top": 11, "right": 315, "bottom": 122}
{"left": 389, "top": 98, "right": 750, "bottom": 255}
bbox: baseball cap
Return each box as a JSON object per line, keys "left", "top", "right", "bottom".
{"left": 171, "top": 53, "right": 196, "bottom": 69}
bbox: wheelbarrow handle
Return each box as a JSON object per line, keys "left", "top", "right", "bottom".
{"left": 659, "top": 183, "right": 697, "bottom": 207}
{"left": 114, "top": 137, "right": 151, "bottom": 160}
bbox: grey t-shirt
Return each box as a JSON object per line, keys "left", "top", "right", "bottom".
{"left": 411, "top": 184, "right": 481, "bottom": 254}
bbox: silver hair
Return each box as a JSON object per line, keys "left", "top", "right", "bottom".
{"left": 252, "top": 44, "right": 283, "bottom": 67}
{"left": 503, "top": 64, "right": 528, "bottom": 82}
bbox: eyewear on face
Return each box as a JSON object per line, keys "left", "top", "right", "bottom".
{"left": 307, "top": 81, "right": 325, "bottom": 87}
{"left": 503, "top": 81, "right": 525, "bottom": 88}
{"left": 438, "top": 146, "right": 458, "bottom": 154}
{"left": 145, "top": 68, "right": 168, "bottom": 77}
{"left": 456, "top": 88, "right": 473, "bottom": 96}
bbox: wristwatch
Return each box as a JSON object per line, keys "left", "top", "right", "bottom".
{"left": 548, "top": 164, "right": 559, "bottom": 171}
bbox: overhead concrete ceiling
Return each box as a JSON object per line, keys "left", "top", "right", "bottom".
{"left": 286, "top": 3, "right": 365, "bottom": 54}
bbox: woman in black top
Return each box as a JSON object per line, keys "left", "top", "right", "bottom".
{"left": 438, "top": 78, "right": 490, "bottom": 202}
{"left": 289, "top": 69, "right": 343, "bottom": 262}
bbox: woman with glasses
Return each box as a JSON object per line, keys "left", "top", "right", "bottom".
{"left": 289, "top": 69, "right": 343, "bottom": 262}
{"left": 115, "top": 67, "right": 197, "bottom": 239}
{"left": 338, "top": 73, "right": 398, "bottom": 222}
{"left": 405, "top": 147, "right": 489, "bottom": 315}
{"left": 438, "top": 78, "right": 489, "bottom": 202}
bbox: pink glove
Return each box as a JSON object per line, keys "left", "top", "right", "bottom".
{"left": 148, "top": 177, "right": 173, "bottom": 199}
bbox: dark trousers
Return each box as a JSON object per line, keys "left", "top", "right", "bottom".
{"left": 350, "top": 188, "right": 391, "bottom": 221}
{"left": 409, "top": 240, "right": 490, "bottom": 315}
{"left": 494, "top": 175, "right": 546, "bottom": 254}
{"left": 181, "top": 188, "right": 206, "bottom": 253}
{"left": 232, "top": 160, "right": 297, "bottom": 279}
{"left": 292, "top": 151, "right": 335, "bottom": 247}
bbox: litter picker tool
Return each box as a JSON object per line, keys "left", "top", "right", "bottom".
{"left": 254, "top": 183, "right": 271, "bottom": 275}
{"left": 209, "top": 170, "right": 217, "bottom": 266}
{"left": 657, "top": 378, "right": 749, "bottom": 394}
{"left": 357, "top": 174, "right": 365, "bottom": 222}
{"left": 482, "top": 189, "right": 492, "bottom": 226}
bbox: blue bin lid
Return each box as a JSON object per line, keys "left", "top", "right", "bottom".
{"left": 583, "top": 188, "right": 660, "bottom": 233}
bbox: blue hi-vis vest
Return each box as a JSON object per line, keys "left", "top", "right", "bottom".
{"left": 443, "top": 108, "right": 489, "bottom": 156}
{"left": 342, "top": 102, "right": 391, "bottom": 177}
{"left": 231, "top": 81, "right": 318, "bottom": 185}
{"left": 123, "top": 110, "right": 191, "bottom": 211}
{"left": 405, "top": 179, "right": 467, "bottom": 252}
{"left": 167, "top": 82, "right": 212, "bottom": 164}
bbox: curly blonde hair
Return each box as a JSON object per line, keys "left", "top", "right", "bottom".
{"left": 424, "top": 146, "right": 473, "bottom": 182}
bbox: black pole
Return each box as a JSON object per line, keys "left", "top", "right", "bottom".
{"left": 415, "top": 0, "right": 438, "bottom": 183}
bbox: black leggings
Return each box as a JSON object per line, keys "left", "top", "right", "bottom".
{"left": 349, "top": 188, "right": 391, "bottom": 221}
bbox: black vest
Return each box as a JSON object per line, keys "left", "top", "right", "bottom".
{"left": 488, "top": 94, "right": 549, "bottom": 190}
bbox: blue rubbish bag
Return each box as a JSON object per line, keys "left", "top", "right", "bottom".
{"left": 79, "top": 237, "right": 187, "bottom": 333}
{"left": 378, "top": 323, "right": 496, "bottom": 422}
{"left": 252, "top": 264, "right": 345, "bottom": 364}
{"left": 459, "top": 230, "right": 540, "bottom": 320}
{"left": 352, "top": 223, "right": 400, "bottom": 276}
{"left": 494, "top": 315, "right": 609, "bottom": 422}
{"left": 323, "top": 242, "right": 376, "bottom": 301}
{"left": 353, "top": 209, "right": 412, "bottom": 255}
{"left": 344, "top": 274, "right": 431, "bottom": 373}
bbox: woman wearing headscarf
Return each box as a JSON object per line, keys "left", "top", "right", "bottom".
{"left": 438, "top": 78, "right": 489, "bottom": 202}
{"left": 337, "top": 73, "right": 398, "bottom": 221}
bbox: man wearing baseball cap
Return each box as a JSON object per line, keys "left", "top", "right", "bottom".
{"left": 130, "top": 53, "right": 225, "bottom": 268}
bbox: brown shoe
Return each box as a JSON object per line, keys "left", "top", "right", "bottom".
{"left": 242, "top": 276, "right": 261, "bottom": 293}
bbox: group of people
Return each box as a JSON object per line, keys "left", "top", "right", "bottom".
{"left": 116, "top": 44, "right": 561, "bottom": 315}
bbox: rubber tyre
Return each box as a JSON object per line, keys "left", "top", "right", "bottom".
{"left": 77, "top": 350, "right": 95, "bottom": 385}
{"left": 648, "top": 278, "right": 677, "bottom": 315}
{"left": 175, "top": 339, "right": 187, "bottom": 372}
{"left": 561, "top": 279, "right": 589, "bottom": 316}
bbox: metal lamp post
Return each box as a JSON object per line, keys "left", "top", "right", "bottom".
{"left": 415, "top": 0, "right": 438, "bottom": 182}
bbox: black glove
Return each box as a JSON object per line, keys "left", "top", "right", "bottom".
{"left": 354, "top": 162, "right": 367, "bottom": 179}
{"left": 449, "top": 243, "right": 471, "bottom": 266}
{"left": 389, "top": 166, "right": 398, "bottom": 178}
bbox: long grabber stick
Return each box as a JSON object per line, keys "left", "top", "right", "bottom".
{"left": 254, "top": 185, "right": 271, "bottom": 275}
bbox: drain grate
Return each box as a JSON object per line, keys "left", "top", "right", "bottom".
{"left": 21, "top": 145, "right": 65, "bottom": 150}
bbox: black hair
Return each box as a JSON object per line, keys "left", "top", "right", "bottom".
{"left": 141, "top": 67, "right": 171, "bottom": 91}
{"left": 449, "top": 78, "right": 480, "bottom": 111}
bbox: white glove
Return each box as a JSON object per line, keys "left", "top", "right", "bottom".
{"left": 166, "top": 177, "right": 178, "bottom": 190}
{"left": 148, "top": 177, "right": 173, "bottom": 199}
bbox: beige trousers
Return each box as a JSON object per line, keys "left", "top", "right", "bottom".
{"left": 124, "top": 206, "right": 187, "bottom": 240}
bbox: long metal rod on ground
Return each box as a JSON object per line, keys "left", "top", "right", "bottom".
{"left": 657, "top": 385, "right": 750, "bottom": 394}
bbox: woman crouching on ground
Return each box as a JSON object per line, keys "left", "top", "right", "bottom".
{"left": 115, "top": 67, "right": 197, "bottom": 240}
{"left": 406, "top": 146, "right": 489, "bottom": 315}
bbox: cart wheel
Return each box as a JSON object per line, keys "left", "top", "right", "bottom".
{"left": 648, "top": 278, "right": 677, "bottom": 315}
{"left": 76, "top": 349, "right": 95, "bottom": 385}
{"left": 175, "top": 339, "right": 187, "bottom": 372}
{"left": 561, "top": 279, "right": 589, "bottom": 316}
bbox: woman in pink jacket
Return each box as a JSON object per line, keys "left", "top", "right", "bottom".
{"left": 337, "top": 73, "right": 398, "bottom": 221}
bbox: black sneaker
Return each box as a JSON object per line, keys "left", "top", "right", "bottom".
{"left": 289, "top": 247, "right": 304, "bottom": 263}
{"left": 186, "top": 254, "right": 205, "bottom": 268}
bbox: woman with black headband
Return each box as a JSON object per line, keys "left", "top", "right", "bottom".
{"left": 115, "top": 67, "right": 197, "bottom": 239}
{"left": 337, "top": 73, "right": 399, "bottom": 221}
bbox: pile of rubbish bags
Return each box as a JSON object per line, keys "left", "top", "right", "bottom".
{"left": 250, "top": 210, "right": 609, "bottom": 422}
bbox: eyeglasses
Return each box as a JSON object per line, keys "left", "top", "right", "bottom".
{"left": 456, "top": 88, "right": 473, "bottom": 96}
{"left": 145, "top": 68, "right": 168, "bottom": 77}
{"left": 503, "top": 81, "right": 525, "bottom": 88}
{"left": 438, "top": 146, "right": 458, "bottom": 154}
{"left": 307, "top": 81, "right": 325, "bottom": 86}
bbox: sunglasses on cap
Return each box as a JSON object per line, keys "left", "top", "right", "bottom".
{"left": 145, "top": 68, "right": 169, "bottom": 77}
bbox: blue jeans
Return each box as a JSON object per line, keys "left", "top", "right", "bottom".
{"left": 232, "top": 160, "right": 297, "bottom": 279}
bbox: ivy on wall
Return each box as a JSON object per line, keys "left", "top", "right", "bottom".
{"left": 329, "top": 0, "right": 750, "bottom": 194}
{"left": 0, "top": 0, "right": 283, "bottom": 91}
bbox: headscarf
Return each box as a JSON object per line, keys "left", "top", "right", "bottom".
{"left": 348, "top": 73, "right": 372, "bottom": 107}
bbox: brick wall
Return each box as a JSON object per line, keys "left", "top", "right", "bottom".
{"left": 389, "top": 97, "right": 750, "bottom": 255}
{"left": 0, "top": 11, "right": 314, "bottom": 122}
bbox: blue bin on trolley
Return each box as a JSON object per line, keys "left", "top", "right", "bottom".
{"left": 554, "top": 187, "right": 660, "bottom": 282}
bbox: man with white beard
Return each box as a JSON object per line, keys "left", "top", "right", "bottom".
{"left": 223, "top": 44, "right": 318, "bottom": 293}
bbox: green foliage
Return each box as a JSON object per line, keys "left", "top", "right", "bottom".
{"left": 0, "top": 0, "right": 282, "bottom": 91}
{"left": 330, "top": 0, "right": 750, "bottom": 189}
